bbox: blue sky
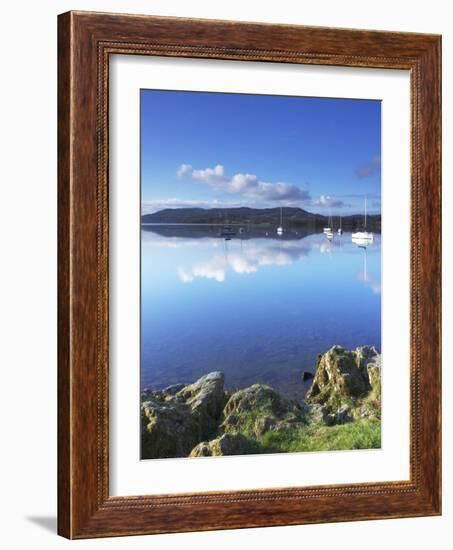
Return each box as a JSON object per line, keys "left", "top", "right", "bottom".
{"left": 141, "top": 89, "right": 381, "bottom": 215}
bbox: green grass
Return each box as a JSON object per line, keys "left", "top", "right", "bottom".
{"left": 221, "top": 395, "right": 381, "bottom": 455}
{"left": 259, "top": 418, "right": 381, "bottom": 453}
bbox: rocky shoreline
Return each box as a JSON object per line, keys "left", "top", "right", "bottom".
{"left": 141, "top": 345, "right": 381, "bottom": 459}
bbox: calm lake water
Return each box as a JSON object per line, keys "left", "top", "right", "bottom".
{"left": 141, "top": 225, "right": 381, "bottom": 401}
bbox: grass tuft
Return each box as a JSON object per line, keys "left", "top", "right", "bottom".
{"left": 259, "top": 418, "right": 381, "bottom": 454}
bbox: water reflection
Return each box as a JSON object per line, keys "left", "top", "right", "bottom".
{"left": 142, "top": 225, "right": 381, "bottom": 293}
{"left": 141, "top": 225, "right": 381, "bottom": 400}
{"left": 176, "top": 239, "right": 311, "bottom": 283}
{"left": 356, "top": 243, "right": 381, "bottom": 294}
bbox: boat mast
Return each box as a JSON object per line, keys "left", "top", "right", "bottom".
{"left": 280, "top": 206, "right": 282, "bottom": 226}
{"left": 364, "top": 195, "right": 367, "bottom": 229}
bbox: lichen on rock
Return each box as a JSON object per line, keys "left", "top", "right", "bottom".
{"left": 141, "top": 398, "right": 199, "bottom": 459}
{"left": 141, "top": 371, "right": 227, "bottom": 459}
{"left": 305, "top": 345, "right": 381, "bottom": 425}
{"left": 220, "top": 383, "right": 307, "bottom": 436}
{"left": 190, "top": 433, "right": 254, "bottom": 457}
{"left": 305, "top": 345, "right": 380, "bottom": 405}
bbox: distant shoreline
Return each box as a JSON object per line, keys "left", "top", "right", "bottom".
{"left": 141, "top": 222, "right": 254, "bottom": 226}
{"left": 141, "top": 207, "right": 381, "bottom": 232}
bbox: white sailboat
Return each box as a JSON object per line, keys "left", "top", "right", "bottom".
{"left": 277, "top": 206, "right": 284, "bottom": 235}
{"left": 337, "top": 215, "right": 343, "bottom": 235}
{"left": 352, "top": 196, "right": 373, "bottom": 245}
{"left": 324, "top": 209, "right": 333, "bottom": 238}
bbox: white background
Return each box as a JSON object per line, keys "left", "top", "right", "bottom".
{"left": 110, "top": 56, "right": 410, "bottom": 495}
{"left": 0, "top": 0, "right": 450, "bottom": 548}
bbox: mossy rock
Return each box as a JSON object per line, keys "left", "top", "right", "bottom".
{"left": 306, "top": 345, "right": 381, "bottom": 405}
{"left": 190, "top": 433, "right": 260, "bottom": 457}
{"left": 141, "top": 372, "right": 227, "bottom": 459}
{"left": 141, "top": 399, "right": 199, "bottom": 458}
{"left": 221, "top": 384, "right": 306, "bottom": 437}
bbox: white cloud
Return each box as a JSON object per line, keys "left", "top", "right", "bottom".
{"left": 313, "top": 195, "right": 345, "bottom": 208}
{"left": 176, "top": 164, "right": 193, "bottom": 178}
{"left": 177, "top": 164, "right": 311, "bottom": 203}
{"left": 191, "top": 164, "right": 226, "bottom": 187}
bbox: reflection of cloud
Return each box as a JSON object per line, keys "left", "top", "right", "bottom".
{"left": 357, "top": 271, "right": 381, "bottom": 294}
{"left": 178, "top": 241, "right": 311, "bottom": 283}
{"left": 318, "top": 241, "right": 333, "bottom": 254}
{"left": 356, "top": 245, "right": 381, "bottom": 294}
{"left": 177, "top": 163, "right": 311, "bottom": 203}
{"left": 142, "top": 233, "right": 209, "bottom": 248}
{"left": 355, "top": 156, "right": 381, "bottom": 178}
{"left": 178, "top": 264, "right": 226, "bottom": 283}
{"left": 177, "top": 267, "right": 195, "bottom": 283}
{"left": 143, "top": 240, "right": 197, "bottom": 249}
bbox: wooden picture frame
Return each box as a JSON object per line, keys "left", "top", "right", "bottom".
{"left": 58, "top": 11, "right": 441, "bottom": 539}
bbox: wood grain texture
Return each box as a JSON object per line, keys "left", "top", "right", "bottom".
{"left": 57, "top": 11, "right": 442, "bottom": 539}
{"left": 57, "top": 11, "right": 71, "bottom": 538}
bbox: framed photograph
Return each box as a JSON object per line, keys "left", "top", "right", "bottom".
{"left": 58, "top": 11, "right": 441, "bottom": 538}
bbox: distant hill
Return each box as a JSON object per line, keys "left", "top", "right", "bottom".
{"left": 141, "top": 207, "right": 381, "bottom": 231}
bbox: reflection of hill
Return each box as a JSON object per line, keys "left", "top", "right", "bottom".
{"left": 142, "top": 207, "right": 381, "bottom": 232}
{"left": 142, "top": 224, "right": 319, "bottom": 241}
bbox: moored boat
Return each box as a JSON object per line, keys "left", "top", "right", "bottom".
{"left": 352, "top": 196, "right": 373, "bottom": 244}
{"left": 277, "top": 206, "right": 284, "bottom": 235}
